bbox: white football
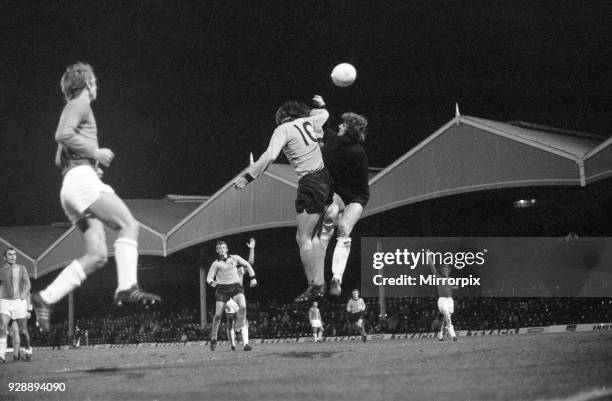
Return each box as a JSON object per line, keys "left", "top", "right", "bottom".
{"left": 331, "top": 63, "right": 357, "bottom": 87}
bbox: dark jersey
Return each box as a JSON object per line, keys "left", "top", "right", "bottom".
{"left": 322, "top": 129, "right": 369, "bottom": 204}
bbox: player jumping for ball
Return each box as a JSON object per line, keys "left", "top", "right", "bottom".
{"left": 315, "top": 103, "right": 369, "bottom": 297}
{"left": 427, "top": 251, "right": 457, "bottom": 341}
{"left": 207, "top": 241, "right": 256, "bottom": 351}
{"left": 32, "top": 63, "right": 161, "bottom": 332}
{"left": 234, "top": 96, "right": 332, "bottom": 303}
{"left": 346, "top": 289, "right": 367, "bottom": 342}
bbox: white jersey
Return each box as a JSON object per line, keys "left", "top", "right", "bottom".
{"left": 249, "top": 109, "right": 329, "bottom": 180}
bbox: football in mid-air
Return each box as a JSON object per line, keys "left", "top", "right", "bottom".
{"left": 330, "top": 63, "right": 357, "bottom": 87}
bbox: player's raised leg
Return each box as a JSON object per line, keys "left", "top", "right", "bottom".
{"left": 87, "top": 192, "right": 160, "bottom": 305}
{"left": 320, "top": 196, "right": 342, "bottom": 251}
{"left": 295, "top": 210, "right": 326, "bottom": 303}
{"left": 33, "top": 218, "right": 107, "bottom": 332}
{"left": 330, "top": 202, "right": 363, "bottom": 296}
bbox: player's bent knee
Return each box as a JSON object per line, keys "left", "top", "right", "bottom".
{"left": 92, "top": 250, "right": 108, "bottom": 269}
{"left": 124, "top": 216, "right": 140, "bottom": 236}
{"left": 297, "top": 236, "right": 313, "bottom": 251}
{"left": 337, "top": 224, "right": 353, "bottom": 238}
{"left": 324, "top": 205, "right": 339, "bottom": 224}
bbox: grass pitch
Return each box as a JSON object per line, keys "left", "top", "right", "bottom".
{"left": 1, "top": 332, "right": 611, "bottom": 401}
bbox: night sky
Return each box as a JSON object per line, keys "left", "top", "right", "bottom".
{"left": 1, "top": 1, "right": 610, "bottom": 226}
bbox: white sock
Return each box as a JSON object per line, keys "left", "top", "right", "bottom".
{"left": 332, "top": 237, "right": 351, "bottom": 281}
{"left": 241, "top": 325, "right": 249, "bottom": 345}
{"left": 313, "top": 332, "right": 318, "bottom": 342}
{"left": 114, "top": 238, "right": 138, "bottom": 291}
{"left": 0, "top": 337, "right": 6, "bottom": 358}
{"left": 438, "top": 324, "right": 445, "bottom": 339}
{"left": 448, "top": 324, "right": 456, "bottom": 338}
{"left": 40, "top": 260, "right": 86, "bottom": 304}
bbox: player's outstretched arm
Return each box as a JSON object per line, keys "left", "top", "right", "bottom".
{"left": 246, "top": 238, "right": 255, "bottom": 265}
{"left": 233, "top": 255, "right": 257, "bottom": 287}
{"left": 234, "top": 130, "right": 286, "bottom": 189}
{"left": 309, "top": 96, "right": 329, "bottom": 131}
{"left": 21, "top": 265, "right": 31, "bottom": 298}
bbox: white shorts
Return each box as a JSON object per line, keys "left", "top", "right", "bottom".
{"left": 438, "top": 297, "right": 454, "bottom": 314}
{"left": 60, "top": 165, "right": 115, "bottom": 223}
{"left": 0, "top": 299, "right": 28, "bottom": 320}
{"left": 310, "top": 319, "right": 322, "bottom": 328}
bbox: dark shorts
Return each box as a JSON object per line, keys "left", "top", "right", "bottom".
{"left": 336, "top": 186, "right": 369, "bottom": 208}
{"left": 295, "top": 168, "right": 333, "bottom": 214}
{"left": 215, "top": 283, "right": 244, "bottom": 302}
{"left": 349, "top": 312, "right": 365, "bottom": 323}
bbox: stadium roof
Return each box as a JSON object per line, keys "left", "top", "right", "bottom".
{"left": 363, "top": 113, "right": 609, "bottom": 218}
{"left": 2, "top": 112, "right": 610, "bottom": 278}
{"left": 166, "top": 164, "right": 298, "bottom": 255}
{"left": 584, "top": 136, "right": 612, "bottom": 184}
{"left": 2, "top": 196, "right": 205, "bottom": 278}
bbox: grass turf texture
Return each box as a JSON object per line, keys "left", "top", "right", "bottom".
{"left": 0, "top": 332, "right": 611, "bottom": 401}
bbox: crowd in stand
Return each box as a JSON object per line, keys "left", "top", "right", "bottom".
{"left": 29, "top": 297, "right": 612, "bottom": 346}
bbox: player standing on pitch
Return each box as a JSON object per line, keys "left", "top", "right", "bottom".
{"left": 207, "top": 241, "right": 256, "bottom": 351}
{"left": 234, "top": 96, "right": 332, "bottom": 303}
{"left": 309, "top": 301, "right": 324, "bottom": 343}
{"left": 31, "top": 63, "right": 161, "bottom": 332}
{"left": 0, "top": 249, "right": 33, "bottom": 362}
{"left": 427, "top": 251, "right": 457, "bottom": 341}
{"left": 314, "top": 103, "right": 369, "bottom": 297}
{"left": 346, "top": 289, "right": 367, "bottom": 342}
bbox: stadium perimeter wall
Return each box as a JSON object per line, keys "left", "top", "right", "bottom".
{"left": 19, "top": 322, "right": 612, "bottom": 352}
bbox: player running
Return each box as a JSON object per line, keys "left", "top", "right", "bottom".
{"left": 207, "top": 241, "right": 256, "bottom": 351}
{"left": 234, "top": 96, "right": 332, "bottom": 303}
{"left": 0, "top": 249, "right": 33, "bottom": 363}
{"left": 31, "top": 63, "right": 161, "bottom": 332}
{"left": 346, "top": 289, "right": 367, "bottom": 342}
{"left": 427, "top": 251, "right": 457, "bottom": 341}
{"left": 315, "top": 105, "right": 369, "bottom": 297}
{"left": 309, "top": 301, "right": 324, "bottom": 343}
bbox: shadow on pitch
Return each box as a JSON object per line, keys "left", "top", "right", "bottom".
{"left": 269, "top": 350, "right": 343, "bottom": 359}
